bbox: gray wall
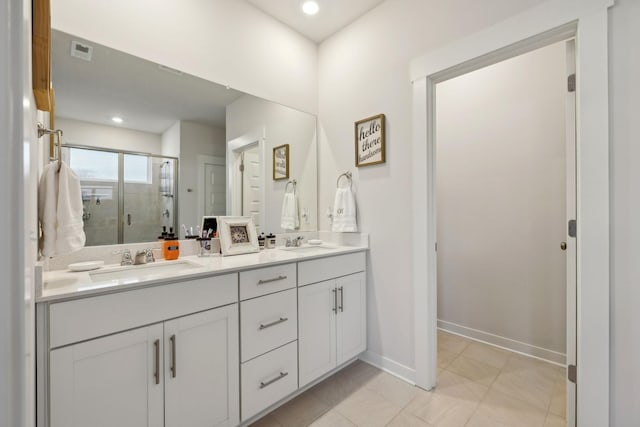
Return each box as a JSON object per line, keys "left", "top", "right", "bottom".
{"left": 609, "top": 0, "right": 640, "bottom": 425}
{"left": 435, "top": 42, "right": 567, "bottom": 358}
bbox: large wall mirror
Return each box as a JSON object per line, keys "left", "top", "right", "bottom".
{"left": 52, "top": 29, "right": 318, "bottom": 246}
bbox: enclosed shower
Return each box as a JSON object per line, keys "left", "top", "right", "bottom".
{"left": 62, "top": 145, "right": 178, "bottom": 246}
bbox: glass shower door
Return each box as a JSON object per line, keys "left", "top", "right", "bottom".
{"left": 63, "top": 146, "right": 120, "bottom": 246}
{"left": 122, "top": 155, "right": 177, "bottom": 244}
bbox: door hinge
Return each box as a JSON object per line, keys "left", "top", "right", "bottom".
{"left": 568, "top": 74, "right": 576, "bottom": 92}
{"left": 568, "top": 364, "right": 577, "bottom": 384}
{"left": 568, "top": 219, "right": 577, "bottom": 238}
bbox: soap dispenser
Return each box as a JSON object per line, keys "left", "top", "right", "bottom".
{"left": 163, "top": 227, "right": 180, "bottom": 260}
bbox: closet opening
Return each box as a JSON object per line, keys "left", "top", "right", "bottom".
{"left": 433, "top": 39, "right": 575, "bottom": 425}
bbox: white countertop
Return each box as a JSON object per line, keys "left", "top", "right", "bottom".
{"left": 38, "top": 244, "right": 367, "bottom": 303}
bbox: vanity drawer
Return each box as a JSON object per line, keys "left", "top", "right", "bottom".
{"left": 241, "top": 288, "right": 297, "bottom": 362}
{"left": 49, "top": 273, "right": 238, "bottom": 348}
{"left": 240, "top": 263, "right": 296, "bottom": 300}
{"left": 241, "top": 341, "right": 298, "bottom": 421}
{"left": 298, "top": 252, "right": 366, "bottom": 286}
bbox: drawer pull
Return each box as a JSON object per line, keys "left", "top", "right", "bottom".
{"left": 338, "top": 286, "right": 344, "bottom": 312}
{"left": 153, "top": 339, "right": 160, "bottom": 385}
{"left": 170, "top": 334, "right": 177, "bottom": 378}
{"left": 257, "top": 275, "right": 288, "bottom": 285}
{"left": 259, "top": 317, "right": 289, "bottom": 330}
{"left": 332, "top": 288, "right": 337, "bottom": 313}
{"left": 259, "top": 371, "right": 289, "bottom": 389}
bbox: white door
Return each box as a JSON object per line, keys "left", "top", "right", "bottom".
{"left": 564, "top": 38, "right": 577, "bottom": 427}
{"left": 336, "top": 272, "right": 367, "bottom": 365}
{"left": 164, "top": 305, "right": 239, "bottom": 427}
{"left": 242, "top": 147, "right": 262, "bottom": 233}
{"left": 298, "top": 280, "right": 337, "bottom": 387}
{"left": 205, "top": 162, "right": 226, "bottom": 216}
{"left": 49, "top": 324, "right": 164, "bottom": 427}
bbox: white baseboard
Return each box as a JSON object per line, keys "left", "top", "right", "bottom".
{"left": 359, "top": 351, "right": 416, "bottom": 385}
{"left": 438, "top": 320, "right": 566, "bottom": 366}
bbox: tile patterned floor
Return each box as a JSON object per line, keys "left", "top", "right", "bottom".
{"left": 251, "top": 331, "right": 567, "bottom": 427}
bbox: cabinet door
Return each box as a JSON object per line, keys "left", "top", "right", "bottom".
{"left": 164, "top": 304, "right": 239, "bottom": 427}
{"left": 298, "top": 280, "right": 337, "bottom": 387}
{"left": 50, "top": 324, "right": 164, "bottom": 427}
{"left": 337, "top": 272, "right": 367, "bottom": 365}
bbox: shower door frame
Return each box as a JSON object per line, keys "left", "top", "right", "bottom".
{"left": 63, "top": 143, "right": 179, "bottom": 244}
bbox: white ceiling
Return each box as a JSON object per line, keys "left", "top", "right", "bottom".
{"left": 245, "top": 0, "right": 386, "bottom": 42}
{"left": 52, "top": 30, "right": 244, "bottom": 134}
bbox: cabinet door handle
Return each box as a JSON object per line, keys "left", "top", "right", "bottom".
{"left": 153, "top": 339, "right": 160, "bottom": 385}
{"left": 257, "top": 275, "right": 287, "bottom": 285}
{"left": 259, "top": 371, "right": 289, "bottom": 389}
{"left": 338, "top": 286, "right": 344, "bottom": 312}
{"left": 332, "top": 288, "right": 337, "bottom": 313}
{"left": 259, "top": 317, "right": 289, "bottom": 330}
{"left": 169, "top": 334, "right": 177, "bottom": 378}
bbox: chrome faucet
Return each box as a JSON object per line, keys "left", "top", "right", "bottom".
{"left": 284, "top": 236, "right": 304, "bottom": 247}
{"left": 134, "top": 248, "right": 155, "bottom": 265}
{"left": 120, "top": 249, "right": 133, "bottom": 266}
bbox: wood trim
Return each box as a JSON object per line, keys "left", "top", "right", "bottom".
{"left": 32, "top": 0, "right": 53, "bottom": 112}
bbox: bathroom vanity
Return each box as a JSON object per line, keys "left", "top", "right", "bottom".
{"left": 36, "top": 245, "right": 367, "bottom": 427}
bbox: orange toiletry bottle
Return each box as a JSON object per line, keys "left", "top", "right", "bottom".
{"left": 163, "top": 227, "right": 180, "bottom": 260}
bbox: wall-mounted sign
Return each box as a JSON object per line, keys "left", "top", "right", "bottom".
{"left": 273, "top": 144, "right": 289, "bottom": 180}
{"left": 355, "top": 113, "right": 385, "bottom": 167}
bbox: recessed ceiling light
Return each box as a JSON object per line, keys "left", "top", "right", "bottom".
{"left": 111, "top": 117, "right": 123, "bottom": 124}
{"left": 302, "top": 1, "right": 319, "bottom": 15}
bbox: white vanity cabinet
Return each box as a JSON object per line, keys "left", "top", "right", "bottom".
{"left": 239, "top": 263, "right": 299, "bottom": 421}
{"left": 50, "top": 324, "right": 164, "bottom": 427}
{"left": 298, "top": 253, "right": 367, "bottom": 387}
{"left": 39, "top": 274, "right": 240, "bottom": 427}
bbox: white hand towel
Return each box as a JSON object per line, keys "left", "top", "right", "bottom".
{"left": 38, "top": 162, "right": 86, "bottom": 257}
{"left": 280, "top": 191, "right": 300, "bottom": 230}
{"left": 332, "top": 187, "right": 357, "bottom": 232}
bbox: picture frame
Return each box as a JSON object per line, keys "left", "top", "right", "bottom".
{"left": 355, "top": 113, "right": 385, "bottom": 167}
{"left": 273, "top": 144, "right": 290, "bottom": 180}
{"left": 217, "top": 216, "right": 260, "bottom": 256}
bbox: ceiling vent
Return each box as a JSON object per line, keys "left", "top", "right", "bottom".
{"left": 70, "top": 41, "right": 93, "bottom": 61}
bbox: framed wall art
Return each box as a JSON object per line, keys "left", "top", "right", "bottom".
{"left": 355, "top": 113, "right": 385, "bottom": 167}
{"left": 273, "top": 144, "right": 290, "bottom": 180}
{"left": 217, "top": 216, "right": 259, "bottom": 256}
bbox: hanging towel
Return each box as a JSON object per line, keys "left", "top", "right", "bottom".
{"left": 332, "top": 186, "right": 357, "bottom": 232}
{"left": 38, "top": 161, "right": 86, "bottom": 257}
{"left": 280, "top": 190, "right": 300, "bottom": 231}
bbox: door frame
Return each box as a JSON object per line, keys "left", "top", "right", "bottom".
{"left": 411, "top": 0, "right": 612, "bottom": 425}
{"left": 226, "top": 127, "right": 265, "bottom": 229}
{"left": 197, "top": 155, "right": 226, "bottom": 219}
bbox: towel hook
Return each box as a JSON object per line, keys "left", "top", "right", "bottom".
{"left": 38, "top": 122, "right": 64, "bottom": 172}
{"left": 285, "top": 179, "right": 297, "bottom": 193}
{"left": 336, "top": 172, "right": 352, "bottom": 189}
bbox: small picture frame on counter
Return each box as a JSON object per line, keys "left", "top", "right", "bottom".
{"left": 217, "top": 216, "right": 260, "bottom": 256}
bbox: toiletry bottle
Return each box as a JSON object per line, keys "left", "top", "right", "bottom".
{"left": 265, "top": 233, "right": 276, "bottom": 249}
{"left": 158, "top": 226, "right": 168, "bottom": 243}
{"left": 163, "top": 227, "right": 180, "bottom": 260}
{"left": 258, "top": 233, "right": 266, "bottom": 250}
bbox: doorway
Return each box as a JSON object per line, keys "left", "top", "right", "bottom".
{"left": 433, "top": 40, "right": 574, "bottom": 425}
{"left": 227, "top": 128, "right": 265, "bottom": 233}
{"left": 411, "top": 5, "right": 611, "bottom": 424}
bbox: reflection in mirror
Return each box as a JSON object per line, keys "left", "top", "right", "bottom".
{"left": 51, "top": 29, "right": 317, "bottom": 245}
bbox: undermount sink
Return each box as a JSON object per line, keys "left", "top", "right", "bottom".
{"left": 89, "top": 260, "right": 201, "bottom": 283}
{"left": 278, "top": 245, "right": 337, "bottom": 253}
